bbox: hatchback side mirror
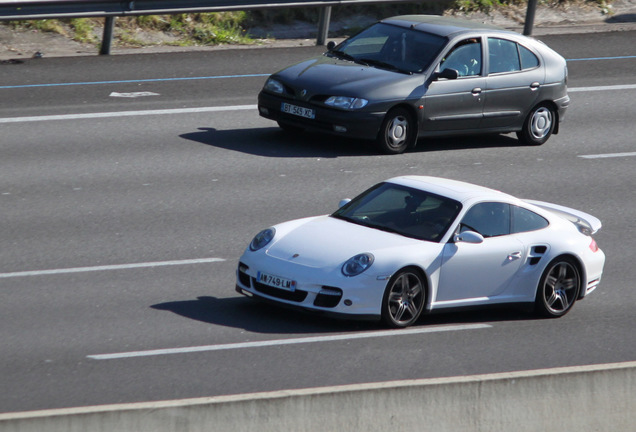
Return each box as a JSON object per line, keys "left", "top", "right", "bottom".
{"left": 435, "top": 68, "right": 459, "bottom": 80}
{"left": 327, "top": 41, "right": 336, "bottom": 51}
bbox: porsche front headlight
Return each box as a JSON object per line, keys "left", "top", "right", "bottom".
{"left": 325, "top": 96, "right": 368, "bottom": 110}
{"left": 249, "top": 228, "right": 276, "bottom": 251}
{"left": 342, "top": 253, "right": 374, "bottom": 276}
{"left": 263, "top": 78, "right": 284, "bottom": 94}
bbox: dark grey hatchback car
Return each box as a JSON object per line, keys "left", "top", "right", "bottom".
{"left": 258, "top": 15, "right": 570, "bottom": 154}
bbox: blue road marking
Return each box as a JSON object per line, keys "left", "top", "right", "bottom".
{"left": 0, "top": 73, "right": 270, "bottom": 89}
{"left": 566, "top": 55, "right": 636, "bottom": 62}
{"left": 0, "top": 55, "right": 635, "bottom": 90}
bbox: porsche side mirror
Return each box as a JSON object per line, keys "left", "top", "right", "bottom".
{"left": 338, "top": 199, "right": 351, "bottom": 208}
{"left": 435, "top": 68, "right": 459, "bottom": 80}
{"left": 454, "top": 230, "right": 484, "bottom": 244}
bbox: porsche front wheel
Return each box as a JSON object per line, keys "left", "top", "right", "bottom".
{"left": 381, "top": 268, "right": 426, "bottom": 328}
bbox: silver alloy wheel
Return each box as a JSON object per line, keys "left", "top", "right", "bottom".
{"left": 386, "top": 116, "right": 409, "bottom": 148}
{"left": 384, "top": 270, "right": 425, "bottom": 327}
{"left": 530, "top": 107, "right": 553, "bottom": 139}
{"left": 377, "top": 107, "right": 416, "bottom": 154}
{"left": 540, "top": 260, "right": 580, "bottom": 316}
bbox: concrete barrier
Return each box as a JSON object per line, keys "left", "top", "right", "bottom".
{"left": 1, "top": 361, "right": 635, "bottom": 432}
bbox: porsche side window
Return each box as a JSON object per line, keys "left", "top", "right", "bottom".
{"left": 488, "top": 38, "right": 521, "bottom": 74}
{"left": 440, "top": 38, "right": 482, "bottom": 77}
{"left": 460, "top": 202, "right": 510, "bottom": 238}
{"left": 519, "top": 45, "right": 540, "bottom": 69}
{"left": 512, "top": 206, "right": 549, "bottom": 233}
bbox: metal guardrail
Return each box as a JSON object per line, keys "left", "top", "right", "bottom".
{"left": 0, "top": 0, "right": 539, "bottom": 55}
{"left": 0, "top": 0, "right": 440, "bottom": 19}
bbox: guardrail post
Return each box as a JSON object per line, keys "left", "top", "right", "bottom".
{"left": 100, "top": 16, "right": 115, "bottom": 55}
{"left": 523, "top": 0, "right": 537, "bottom": 35}
{"left": 317, "top": 6, "right": 331, "bottom": 46}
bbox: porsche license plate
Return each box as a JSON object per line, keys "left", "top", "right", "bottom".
{"left": 281, "top": 103, "right": 315, "bottom": 119}
{"left": 257, "top": 271, "right": 297, "bottom": 291}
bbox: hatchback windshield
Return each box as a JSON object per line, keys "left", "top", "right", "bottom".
{"left": 332, "top": 182, "right": 462, "bottom": 242}
{"left": 329, "top": 23, "right": 447, "bottom": 74}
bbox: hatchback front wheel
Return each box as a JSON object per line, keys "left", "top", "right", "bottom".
{"left": 376, "top": 107, "right": 417, "bottom": 155}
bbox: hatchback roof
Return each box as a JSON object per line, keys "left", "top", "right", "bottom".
{"left": 382, "top": 15, "right": 508, "bottom": 37}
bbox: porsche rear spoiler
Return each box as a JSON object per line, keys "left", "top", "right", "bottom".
{"left": 523, "top": 200, "right": 602, "bottom": 235}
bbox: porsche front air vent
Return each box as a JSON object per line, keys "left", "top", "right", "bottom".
{"left": 314, "top": 286, "right": 343, "bottom": 308}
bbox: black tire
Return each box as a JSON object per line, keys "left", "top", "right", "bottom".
{"left": 517, "top": 103, "right": 555, "bottom": 146}
{"left": 381, "top": 267, "right": 426, "bottom": 328}
{"left": 535, "top": 257, "right": 581, "bottom": 318}
{"left": 376, "top": 107, "right": 417, "bottom": 155}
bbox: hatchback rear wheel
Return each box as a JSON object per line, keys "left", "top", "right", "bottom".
{"left": 517, "top": 103, "right": 555, "bottom": 146}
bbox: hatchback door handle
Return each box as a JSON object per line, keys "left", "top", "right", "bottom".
{"left": 530, "top": 82, "right": 540, "bottom": 90}
{"left": 472, "top": 87, "right": 482, "bottom": 95}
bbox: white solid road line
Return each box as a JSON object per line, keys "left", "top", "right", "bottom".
{"left": 0, "top": 105, "right": 257, "bottom": 123}
{"left": 87, "top": 323, "right": 492, "bottom": 360}
{"left": 578, "top": 152, "right": 636, "bottom": 159}
{"left": 568, "top": 84, "right": 636, "bottom": 92}
{"left": 0, "top": 257, "right": 226, "bottom": 279}
{"left": 0, "top": 83, "right": 634, "bottom": 124}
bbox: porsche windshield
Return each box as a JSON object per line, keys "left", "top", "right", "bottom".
{"left": 332, "top": 183, "right": 462, "bottom": 242}
{"left": 328, "top": 23, "right": 447, "bottom": 74}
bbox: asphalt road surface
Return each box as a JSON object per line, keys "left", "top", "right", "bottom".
{"left": 1, "top": 30, "right": 635, "bottom": 413}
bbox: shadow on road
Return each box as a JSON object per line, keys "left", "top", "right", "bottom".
{"left": 179, "top": 127, "right": 525, "bottom": 158}
{"left": 606, "top": 13, "right": 636, "bottom": 23}
{"left": 151, "top": 295, "right": 538, "bottom": 334}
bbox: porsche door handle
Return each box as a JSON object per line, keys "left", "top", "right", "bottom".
{"left": 508, "top": 252, "right": 522, "bottom": 261}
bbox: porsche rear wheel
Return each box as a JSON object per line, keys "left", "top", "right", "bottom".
{"left": 381, "top": 267, "right": 426, "bottom": 328}
{"left": 376, "top": 107, "right": 417, "bottom": 155}
{"left": 535, "top": 257, "right": 581, "bottom": 318}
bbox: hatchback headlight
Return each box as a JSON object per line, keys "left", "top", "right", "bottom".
{"left": 250, "top": 228, "right": 276, "bottom": 251}
{"left": 325, "top": 96, "right": 368, "bottom": 110}
{"left": 264, "top": 78, "right": 284, "bottom": 94}
{"left": 342, "top": 253, "right": 374, "bottom": 276}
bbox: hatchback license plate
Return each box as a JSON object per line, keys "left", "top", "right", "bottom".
{"left": 257, "top": 271, "right": 297, "bottom": 291}
{"left": 281, "top": 103, "right": 315, "bottom": 119}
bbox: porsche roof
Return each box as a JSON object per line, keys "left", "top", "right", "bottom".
{"left": 386, "top": 175, "right": 514, "bottom": 204}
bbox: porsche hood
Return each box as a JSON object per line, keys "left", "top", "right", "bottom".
{"left": 265, "top": 215, "right": 420, "bottom": 268}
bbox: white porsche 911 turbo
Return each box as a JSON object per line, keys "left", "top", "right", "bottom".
{"left": 236, "top": 176, "right": 605, "bottom": 328}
